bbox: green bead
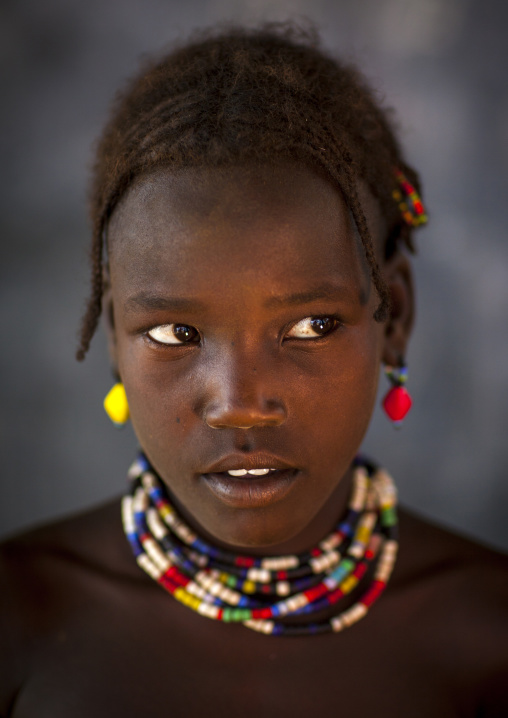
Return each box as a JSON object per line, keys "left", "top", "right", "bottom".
{"left": 237, "top": 609, "right": 251, "bottom": 621}
{"left": 381, "top": 506, "right": 397, "bottom": 527}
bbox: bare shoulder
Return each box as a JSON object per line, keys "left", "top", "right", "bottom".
{"left": 0, "top": 497, "right": 122, "bottom": 590}
{"left": 394, "top": 507, "right": 508, "bottom": 712}
{"left": 0, "top": 499, "right": 140, "bottom": 711}
{"left": 0, "top": 497, "right": 138, "bottom": 598}
{"left": 397, "top": 506, "right": 508, "bottom": 601}
{"left": 0, "top": 495, "right": 143, "bottom": 613}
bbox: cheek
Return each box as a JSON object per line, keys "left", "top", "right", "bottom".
{"left": 297, "top": 334, "right": 381, "bottom": 454}
{"left": 113, "top": 333, "right": 190, "bottom": 453}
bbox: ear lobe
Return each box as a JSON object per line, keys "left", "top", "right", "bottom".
{"left": 102, "top": 269, "right": 120, "bottom": 379}
{"left": 382, "top": 251, "right": 415, "bottom": 366}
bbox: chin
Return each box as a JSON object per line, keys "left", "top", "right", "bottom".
{"left": 207, "top": 512, "right": 305, "bottom": 552}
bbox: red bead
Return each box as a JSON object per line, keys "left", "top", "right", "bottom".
{"left": 303, "top": 584, "right": 329, "bottom": 603}
{"left": 235, "top": 556, "right": 255, "bottom": 567}
{"left": 360, "top": 580, "right": 386, "bottom": 608}
{"left": 382, "top": 386, "right": 412, "bottom": 422}
{"left": 327, "top": 588, "right": 345, "bottom": 604}
{"left": 352, "top": 562, "right": 368, "bottom": 580}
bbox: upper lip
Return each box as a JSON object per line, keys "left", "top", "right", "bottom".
{"left": 202, "top": 453, "right": 297, "bottom": 474}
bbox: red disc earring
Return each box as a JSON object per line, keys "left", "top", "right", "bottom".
{"left": 382, "top": 363, "right": 412, "bottom": 427}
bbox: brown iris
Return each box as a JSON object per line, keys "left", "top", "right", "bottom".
{"left": 173, "top": 324, "right": 200, "bottom": 343}
{"left": 310, "top": 317, "right": 336, "bottom": 336}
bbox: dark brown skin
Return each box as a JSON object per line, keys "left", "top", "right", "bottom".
{"left": 1, "top": 164, "right": 507, "bottom": 717}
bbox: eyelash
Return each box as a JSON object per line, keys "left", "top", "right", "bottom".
{"left": 144, "top": 316, "right": 342, "bottom": 348}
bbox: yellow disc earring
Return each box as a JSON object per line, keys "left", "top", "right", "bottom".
{"left": 103, "top": 383, "right": 130, "bottom": 426}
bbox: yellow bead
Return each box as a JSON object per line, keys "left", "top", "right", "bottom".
{"left": 190, "top": 595, "right": 201, "bottom": 611}
{"left": 103, "top": 383, "right": 130, "bottom": 425}
{"left": 242, "top": 580, "right": 256, "bottom": 594}
{"left": 340, "top": 575, "right": 358, "bottom": 594}
{"left": 159, "top": 505, "right": 172, "bottom": 520}
{"left": 174, "top": 587, "right": 186, "bottom": 603}
{"left": 356, "top": 526, "right": 371, "bottom": 544}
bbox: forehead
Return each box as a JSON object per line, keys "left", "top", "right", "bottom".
{"left": 106, "top": 163, "right": 382, "bottom": 303}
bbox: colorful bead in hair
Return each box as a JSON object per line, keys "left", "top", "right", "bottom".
{"left": 393, "top": 169, "right": 428, "bottom": 227}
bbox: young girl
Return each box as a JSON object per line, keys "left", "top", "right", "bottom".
{"left": 1, "top": 24, "right": 507, "bottom": 717}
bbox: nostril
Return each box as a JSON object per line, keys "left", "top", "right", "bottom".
{"left": 205, "top": 416, "right": 283, "bottom": 430}
{"left": 204, "top": 402, "right": 286, "bottom": 430}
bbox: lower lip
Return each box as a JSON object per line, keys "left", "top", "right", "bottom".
{"left": 201, "top": 469, "right": 300, "bottom": 508}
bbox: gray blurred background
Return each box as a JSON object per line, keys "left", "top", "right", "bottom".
{"left": 1, "top": 0, "right": 507, "bottom": 550}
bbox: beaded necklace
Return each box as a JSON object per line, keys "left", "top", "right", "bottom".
{"left": 122, "top": 454, "right": 398, "bottom": 636}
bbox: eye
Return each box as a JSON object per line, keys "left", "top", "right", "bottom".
{"left": 286, "top": 316, "right": 338, "bottom": 339}
{"left": 147, "top": 323, "right": 200, "bottom": 345}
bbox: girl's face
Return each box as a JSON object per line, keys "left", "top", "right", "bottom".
{"left": 106, "top": 163, "right": 409, "bottom": 553}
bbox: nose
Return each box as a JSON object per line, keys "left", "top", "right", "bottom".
{"left": 202, "top": 351, "right": 287, "bottom": 430}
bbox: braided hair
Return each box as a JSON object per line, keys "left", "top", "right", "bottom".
{"left": 77, "top": 23, "right": 425, "bottom": 360}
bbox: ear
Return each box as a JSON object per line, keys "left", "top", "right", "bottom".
{"left": 102, "top": 268, "right": 120, "bottom": 381}
{"left": 381, "top": 250, "right": 415, "bottom": 366}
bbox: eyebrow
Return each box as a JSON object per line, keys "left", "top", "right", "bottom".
{"left": 124, "top": 293, "right": 207, "bottom": 313}
{"left": 124, "top": 283, "right": 368, "bottom": 314}
{"left": 265, "top": 283, "right": 368, "bottom": 307}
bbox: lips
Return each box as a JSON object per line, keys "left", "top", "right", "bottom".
{"left": 202, "top": 469, "right": 299, "bottom": 508}
{"left": 203, "top": 453, "right": 296, "bottom": 475}
{"left": 200, "top": 454, "right": 300, "bottom": 508}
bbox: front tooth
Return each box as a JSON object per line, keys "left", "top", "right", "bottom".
{"left": 227, "top": 469, "right": 248, "bottom": 476}
{"left": 247, "top": 468, "right": 271, "bottom": 476}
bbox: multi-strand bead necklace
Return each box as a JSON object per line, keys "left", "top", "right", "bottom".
{"left": 122, "top": 454, "right": 398, "bottom": 636}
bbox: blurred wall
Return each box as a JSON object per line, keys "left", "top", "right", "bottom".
{"left": 1, "top": 0, "right": 507, "bottom": 550}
